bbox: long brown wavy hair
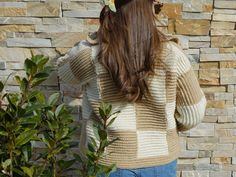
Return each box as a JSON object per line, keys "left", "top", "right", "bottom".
{"left": 97, "top": 0, "right": 167, "bottom": 102}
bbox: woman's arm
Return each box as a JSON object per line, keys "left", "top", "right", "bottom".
{"left": 56, "top": 40, "right": 96, "bottom": 87}
{"left": 172, "top": 42, "right": 207, "bottom": 132}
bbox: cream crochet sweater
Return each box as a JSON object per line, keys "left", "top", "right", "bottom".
{"left": 56, "top": 32, "right": 207, "bottom": 169}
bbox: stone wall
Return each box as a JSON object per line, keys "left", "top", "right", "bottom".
{"left": 0, "top": 0, "right": 236, "bottom": 176}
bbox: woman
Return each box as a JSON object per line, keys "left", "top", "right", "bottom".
{"left": 57, "top": 0, "right": 207, "bottom": 176}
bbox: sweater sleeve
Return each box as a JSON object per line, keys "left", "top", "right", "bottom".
{"left": 172, "top": 43, "right": 207, "bottom": 132}
{"left": 56, "top": 40, "right": 96, "bottom": 87}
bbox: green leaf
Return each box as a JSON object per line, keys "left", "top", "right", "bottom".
{"left": 0, "top": 81, "right": 4, "bottom": 92}
{"left": 24, "top": 58, "right": 37, "bottom": 76}
{"left": 21, "top": 166, "right": 34, "bottom": 177}
{"left": 57, "top": 159, "right": 76, "bottom": 170}
{"left": 20, "top": 78, "right": 28, "bottom": 92}
{"left": 2, "top": 159, "right": 11, "bottom": 170}
{"left": 107, "top": 117, "right": 116, "bottom": 127}
{"left": 46, "top": 110, "right": 54, "bottom": 120}
{"left": 34, "top": 72, "right": 49, "bottom": 78}
{"left": 31, "top": 77, "right": 47, "bottom": 87}
{"left": 107, "top": 137, "right": 119, "bottom": 147}
{"left": 55, "top": 127, "right": 69, "bottom": 140}
{"left": 55, "top": 103, "right": 65, "bottom": 117}
{"left": 99, "top": 102, "right": 112, "bottom": 120}
{"left": 15, "top": 129, "right": 37, "bottom": 147}
{"left": 14, "top": 75, "right": 21, "bottom": 85}
{"left": 35, "top": 91, "right": 45, "bottom": 104}
{"left": 41, "top": 134, "right": 54, "bottom": 149}
{"left": 88, "top": 142, "right": 96, "bottom": 152}
{"left": 92, "top": 123, "right": 100, "bottom": 141}
{"left": 37, "top": 56, "right": 49, "bottom": 69}
{"left": 48, "top": 92, "right": 60, "bottom": 106}
{"left": 0, "top": 131, "right": 8, "bottom": 136}
{"left": 22, "top": 144, "right": 32, "bottom": 162}
{"left": 105, "top": 104, "right": 112, "bottom": 116}
{"left": 90, "top": 137, "right": 98, "bottom": 148}
{"left": 32, "top": 55, "right": 49, "bottom": 70}
{"left": 46, "top": 120, "right": 59, "bottom": 130}
{"left": 73, "top": 153, "right": 83, "bottom": 163}
{"left": 98, "top": 129, "right": 107, "bottom": 141}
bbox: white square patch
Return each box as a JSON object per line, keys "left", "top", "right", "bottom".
{"left": 108, "top": 102, "right": 137, "bottom": 130}
{"left": 137, "top": 130, "right": 168, "bottom": 158}
{"left": 166, "top": 101, "right": 177, "bottom": 129}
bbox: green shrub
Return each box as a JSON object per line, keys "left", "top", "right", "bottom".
{"left": 0, "top": 55, "right": 119, "bottom": 177}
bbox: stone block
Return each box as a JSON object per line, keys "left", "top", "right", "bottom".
{"left": 27, "top": 2, "right": 61, "bottom": 17}
{"left": 31, "top": 48, "right": 58, "bottom": 61}
{"left": 189, "top": 36, "right": 210, "bottom": 42}
{"left": 0, "top": 61, "right": 6, "bottom": 70}
{"left": 213, "top": 150, "right": 236, "bottom": 157}
{"left": 214, "top": 92, "right": 233, "bottom": 101}
{"left": 211, "top": 157, "right": 231, "bottom": 164}
{"left": 199, "top": 69, "right": 219, "bottom": 79}
{"left": 200, "top": 53, "right": 236, "bottom": 62}
{"left": 175, "top": 19, "right": 210, "bottom": 35}
{"left": 215, "top": 129, "right": 234, "bottom": 137}
{"left": 211, "top": 36, "right": 235, "bottom": 48}
{"left": 35, "top": 25, "right": 67, "bottom": 32}
{"left": 203, "top": 3, "right": 213, "bottom": 12}
{"left": 220, "top": 47, "right": 236, "bottom": 53}
{"left": 178, "top": 158, "right": 210, "bottom": 165}
{"left": 206, "top": 100, "right": 225, "bottom": 108}
{"left": 189, "top": 41, "right": 210, "bottom": 48}
{"left": 0, "top": 17, "right": 42, "bottom": 24}
{"left": 220, "top": 61, "right": 236, "bottom": 68}
{"left": 200, "top": 48, "right": 219, "bottom": 54}
{"left": 0, "top": 25, "right": 34, "bottom": 32}
{"left": 182, "top": 12, "right": 212, "bottom": 20}
{"left": 179, "top": 150, "right": 199, "bottom": 158}
{"left": 218, "top": 116, "right": 235, "bottom": 123}
{"left": 214, "top": 8, "right": 236, "bottom": 15}
{"left": 181, "top": 171, "right": 209, "bottom": 177}
{"left": 199, "top": 78, "right": 219, "bottom": 85}
{"left": 51, "top": 32, "right": 87, "bottom": 47}
{"left": 199, "top": 62, "right": 219, "bottom": 69}
{"left": 211, "top": 29, "right": 236, "bottom": 36}
{"left": 202, "top": 115, "right": 218, "bottom": 123}
{"left": 6, "top": 38, "right": 51, "bottom": 47}
{"left": 210, "top": 171, "right": 231, "bottom": 177}
{"left": 213, "top": 13, "right": 236, "bottom": 22}
{"left": 160, "top": 3, "right": 182, "bottom": 19}
{"left": 220, "top": 68, "right": 236, "bottom": 84}
{"left": 63, "top": 10, "right": 100, "bottom": 18}
{"left": 199, "top": 150, "right": 212, "bottom": 157}
{"left": 183, "top": 0, "right": 204, "bottom": 12}
{"left": 0, "top": 47, "right": 31, "bottom": 62}
{"left": 214, "top": 1, "right": 236, "bottom": 9}
{"left": 189, "top": 123, "right": 215, "bottom": 137}
{"left": 0, "top": 2, "right": 27, "bottom": 16}
{"left": 202, "top": 86, "right": 225, "bottom": 93}
{"left": 215, "top": 123, "right": 236, "bottom": 129}
{"left": 233, "top": 157, "right": 236, "bottom": 165}
{"left": 211, "top": 21, "right": 235, "bottom": 30}
{"left": 220, "top": 137, "right": 236, "bottom": 143}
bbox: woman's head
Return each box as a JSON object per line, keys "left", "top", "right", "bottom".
{"left": 97, "top": 0, "right": 166, "bottom": 102}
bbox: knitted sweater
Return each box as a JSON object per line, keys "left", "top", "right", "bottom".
{"left": 57, "top": 32, "right": 207, "bottom": 169}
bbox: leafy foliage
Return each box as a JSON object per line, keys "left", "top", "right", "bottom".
{"left": 74, "top": 102, "right": 120, "bottom": 177}
{"left": 0, "top": 55, "right": 120, "bottom": 177}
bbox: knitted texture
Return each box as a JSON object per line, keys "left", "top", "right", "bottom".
{"left": 57, "top": 32, "right": 207, "bottom": 169}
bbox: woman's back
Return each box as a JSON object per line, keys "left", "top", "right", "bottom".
{"left": 57, "top": 32, "right": 207, "bottom": 169}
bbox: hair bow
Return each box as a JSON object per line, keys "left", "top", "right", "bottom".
{"left": 100, "top": 0, "right": 117, "bottom": 12}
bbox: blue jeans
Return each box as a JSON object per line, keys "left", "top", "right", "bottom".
{"left": 97, "top": 159, "right": 177, "bottom": 177}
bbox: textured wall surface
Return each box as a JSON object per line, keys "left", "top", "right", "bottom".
{"left": 0, "top": 0, "right": 236, "bottom": 176}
